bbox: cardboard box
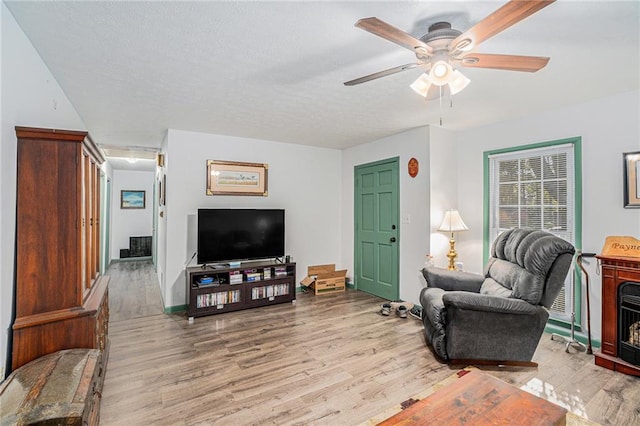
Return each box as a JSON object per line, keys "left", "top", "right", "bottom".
{"left": 300, "top": 264, "right": 347, "bottom": 295}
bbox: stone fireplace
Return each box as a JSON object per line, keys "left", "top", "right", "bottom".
{"left": 595, "top": 254, "right": 640, "bottom": 376}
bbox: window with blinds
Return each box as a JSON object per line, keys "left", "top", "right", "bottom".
{"left": 488, "top": 143, "right": 577, "bottom": 320}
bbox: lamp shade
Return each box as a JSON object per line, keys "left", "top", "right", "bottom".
{"left": 448, "top": 70, "right": 471, "bottom": 95}
{"left": 411, "top": 68, "right": 470, "bottom": 98}
{"left": 429, "top": 60, "right": 452, "bottom": 86}
{"left": 438, "top": 209, "right": 469, "bottom": 233}
{"left": 410, "top": 73, "right": 432, "bottom": 97}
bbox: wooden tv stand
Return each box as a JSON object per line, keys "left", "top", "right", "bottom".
{"left": 186, "top": 260, "right": 296, "bottom": 320}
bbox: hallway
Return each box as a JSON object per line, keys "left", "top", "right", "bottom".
{"left": 107, "top": 260, "right": 164, "bottom": 323}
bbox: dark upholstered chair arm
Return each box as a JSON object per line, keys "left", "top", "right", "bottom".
{"left": 421, "top": 267, "right": 484, "bottom": 293}
{"left": 442, "top": 291, "right": 539, "bottom": 315}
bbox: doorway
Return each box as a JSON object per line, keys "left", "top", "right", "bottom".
{"left": 100, "top": 175, "right": 111, "bottom": 273}
{"left": 104, "top": 164, "right": 163, "bottom": 321}
{"left": 354, "top": 157, "right": 400, "bottom": 300}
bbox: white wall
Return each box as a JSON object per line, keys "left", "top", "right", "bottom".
{"left": 454, "top": 90, "right": 640, "bottom": 340}
{"left": 342, "top": 126, "right": 431, "bottom": 305}
{"left": 428, "top": 126, "right": 460, "bottom": 269}
{"left": 0, "top": 3, "right": 88, "bottom": 377}
{"left": 100, "top": 161, "right": 114, "bottom": 272}
{"left": 156, "top": 133, "right": 169, "bottom": 303}
{"left": 110, "top": 170, "right": 155, "bottom": 259}
{"left": 160, "top": 129, "right": 342, "bottom": 309}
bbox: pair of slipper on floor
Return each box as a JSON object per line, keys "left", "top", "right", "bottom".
{"left": 380, "top": 303, "right": 408, "bottom": 318}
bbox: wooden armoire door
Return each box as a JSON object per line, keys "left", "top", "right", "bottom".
{"left": 11, "top": 126, "right": 109, "bottom": 371}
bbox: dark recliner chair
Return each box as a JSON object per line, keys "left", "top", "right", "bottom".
{"left": 419, "top": 228, "right": 575, "bottom": 365}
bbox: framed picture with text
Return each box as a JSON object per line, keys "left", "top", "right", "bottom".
{"left": 206, "top": 160, "right": 268, "bottom": 196}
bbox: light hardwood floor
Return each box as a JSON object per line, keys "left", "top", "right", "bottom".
{"left": 106, "top": 260, "right": 164, "bottom": 322}
{"left": 101, "top": 261, "right": 640, "bottom": 425}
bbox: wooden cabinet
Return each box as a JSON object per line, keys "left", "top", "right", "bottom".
{"left": 594, "top": 255, "right": 640, "bottom": 376}
{"left": 11, "top": 126, "right": 109, "bottom": 371}
{"left": 186, "top": 261, "right": 296, "bottom": 320}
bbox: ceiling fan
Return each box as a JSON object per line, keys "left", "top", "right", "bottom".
{"left": 344, "top": 0, "right": 556, "bottom": 98}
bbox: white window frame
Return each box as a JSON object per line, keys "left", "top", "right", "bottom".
{"left": 484, "top": 138, "right": 581, "bottom": 324}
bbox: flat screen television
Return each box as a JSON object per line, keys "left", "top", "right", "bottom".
{"left": 197, "top": 208, "right": 285, "bottom": 264}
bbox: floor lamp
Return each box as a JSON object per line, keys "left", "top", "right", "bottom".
{"left": 438, "top": 209, "right": 468, "bottom": 271}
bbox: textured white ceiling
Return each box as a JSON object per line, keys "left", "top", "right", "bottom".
{"left": 101, "top": 146, "right": 157, "bottom": 171}
{"left": 5, "top": 1, "right": 640, "bottom": 152}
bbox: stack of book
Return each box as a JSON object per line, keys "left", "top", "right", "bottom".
{"left": 245, "top": 269, "right": 261, "bottom": 282}
{"left": 274, "top": 267, "right": 288, "bottom": 277}
{"left": 229, "top": 271, "right": 242, "bottom": 285}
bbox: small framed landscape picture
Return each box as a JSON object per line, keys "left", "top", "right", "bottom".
{"left": 623, "top": 151, "right": 640, "bottom": 208}
{"left": 121, "top": 190, "right": 146, "bottom": 209}
{"left": 206, "top": 160, "right": 268, "bottom": 196}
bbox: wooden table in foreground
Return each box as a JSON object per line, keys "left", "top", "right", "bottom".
{"left": 378, "top": 370, "right": 567, "bottom": 426}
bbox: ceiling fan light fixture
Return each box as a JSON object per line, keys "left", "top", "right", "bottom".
{"left": 346, "top": 1, "right": 555, "bottom": 90}
{"left": 448, "top": 69, "right": 471, "bottom": 95}
{"left": 429, "top": 60, "right": 452, "bottom": 86}
{"left": 410, "top": 73, "right": 433, "bottom": 97}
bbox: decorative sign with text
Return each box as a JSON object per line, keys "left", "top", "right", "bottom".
{"left": 601, "top": 236, "right": 640, "bottom": 259}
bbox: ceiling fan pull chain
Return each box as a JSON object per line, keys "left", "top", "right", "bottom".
{"left": 439, "top": 86, "right": 443, "bottom": 126}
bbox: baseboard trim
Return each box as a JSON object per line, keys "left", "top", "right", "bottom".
{"left": 113, "top": 256, "right": 153, "bottom": 262}
{"left": 164, "top": 304, "right": 187, "bottom": 314}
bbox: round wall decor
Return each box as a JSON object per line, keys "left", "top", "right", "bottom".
{"left": 408, "top": 157, "right": 419, "bottom": 178}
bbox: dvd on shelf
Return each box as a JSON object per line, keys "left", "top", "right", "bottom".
{"left": 196, "top": 289, "right": 241, "bottom": 308}
{"left": 251, "top": 283, "right": 289, "bottom": 300}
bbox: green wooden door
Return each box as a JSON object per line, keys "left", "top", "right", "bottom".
{"left": 354, "top": 158, "right": 399, "bottom": 300}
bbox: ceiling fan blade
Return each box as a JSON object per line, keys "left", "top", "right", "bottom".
{"left": 344, "top": 63, "right": 419, "bottom": 86}
{"left": 450, "top": 0, "right": 555, "bottom": 52}
{"left": 460, "top": 53, "right": 549, "bottom": 72}
{"left": 355, "top": 17, "right": 432, "bottom": 55}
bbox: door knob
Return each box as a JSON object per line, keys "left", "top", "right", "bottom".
{"left": 390, "top": 237, "right": 396, "bottom": 243}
